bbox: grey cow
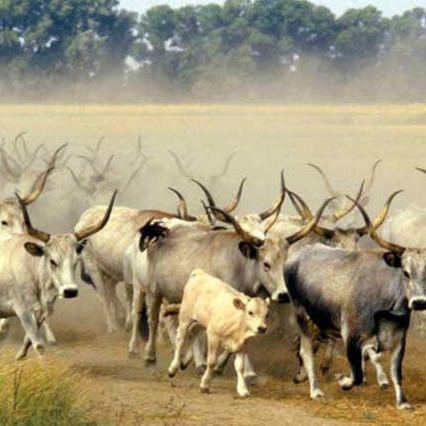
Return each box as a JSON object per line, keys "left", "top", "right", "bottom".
{"left": 284, "top": 193, "right": 425, "bottom": 410}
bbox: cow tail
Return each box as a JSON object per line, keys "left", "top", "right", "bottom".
{"left": 138, "top": 302, "right": 149, "bottom": 341}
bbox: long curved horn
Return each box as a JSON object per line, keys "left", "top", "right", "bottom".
{"left": 332, "top": 181, "right": 365, "bottom": 221}
{"left": 352, "top": 190, "right": 404, "bottom": 237}
{"left": 21, "top": 167, "right": 54, "bottom": 205}
{"left": 416, "top": 166, "right": 426, "bottom": 176}
{"left": 47, "top": 143, "right": 68, "bottom": 169}
{"left": 210, "top": 151, "right": 238, "bottom": 181}
{"left": 364, "top": 159, "right": 382, "bottom": 194}
{"left": 191, "top": 178, "right": 220, "bottom": 215}
{"left": 78, "top": 155, "right": 101, "bottom": 175}
{"left": 307, "top": 163, "right": 338, "bottom": 196}
{"left": 168, "top": 187, "right": 188, "bottom": 219}
{"left": 74, "top": 191, "right": 117, "bottom": 241}
{"left": 201, "top": 200, "right": 216, "bottom": 226}
{"left": 223, "top": 177, "right": 246, "bottom": 213}
{"left": 288, "top": 191, "right": 305, "bottom": 219}
{"left": 13, "top": 132, "right": 26, "bottom": 162}
{"left": 349, "top": 194, "right": 405, "bottom": 254}
{"left": 100, "top": 155, "right": 114, "bottom": 177}
{"left": 0, "top": 148, "right": 21, "bottom": 180}
{"left": 121, "top": 159, "right": 146, "bottom": 194}
{"left": 286, "top": 197, "right": 336, "bottom": 245}
{"left": 209, "top": 206, "right": 261, "bottom": 245}
{"left": 287, "top": 190, "right": 314, "bottom": 221}
{"left": 287, "top": 190, "right": 334, "bottom": 239}
{"left": 259, "top": 170, "right": 285, "bottom": 220}
{"left": 263, "top": 172, "right": 286, "bottom": 232}
{"left": 68, "top": 168, "right": 93, "bottom": 195}
{"left": 168, "top": 150, "right": 192, "bottom": 178}
{"left": 15, "top": 193, "right": 51, "bottom": 243}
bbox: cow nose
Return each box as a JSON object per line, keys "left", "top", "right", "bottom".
{"left": 63, "top": 288, "right": 78, "bottom": 299}
{"left": 257, "top": 326, "right": 267, "bottom": 334}
{"left": 411, "top": 298, "right": 426, "bottom": 311}
{"left": 277, "top": 292, "right": 290, "bottom": 304}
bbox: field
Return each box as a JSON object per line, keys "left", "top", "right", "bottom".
{"left": 2, "top": 104, "right": 426, "bottom": 425}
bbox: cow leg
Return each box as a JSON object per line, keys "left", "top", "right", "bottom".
{"left": 15, "top": 335, "right": 32, "bottom": 360}
{"left": 295, "top": 312, "right": 324, "bottom": 399}
{"left": 124, "top": 282, "right": 134, "bottom": 331}
{"left": 42, "top": 320, "right": 56, "bottom": 345}
{"left": 168, "top": 318, "right": 194, "bottom": 377}
{"left": 320, "top": 338, "right": 336, "bottom": 375}
{"left": 200, "top": 332, "right": 220, "bottom": 394}
{"left": 362, "top": 343, "right": 389, "bottom": 389}
{"left": 389, "top": 330, "right": 411, "bottom": 410}
{"left": 144, "top": 293, "right": 162, "bottom": 364}
{"left": 15, "top": 310, "right": 44, "bottom": 359}
{"left": 339, "top": 334, "right": 363, "bottom": 390}
{"left": 105, "top": 278, "right": 126, "bottom": 328}
{"left": 235, "top": 351, "right": 250, "bottom": 397}
{"left": 128, "top": 287, "right": 146, "bottom": 358}
{"left": 0, "top": 318, "right": 11, "bottom": 339}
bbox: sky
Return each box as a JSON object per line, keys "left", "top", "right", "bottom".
{"left": 120, "top": 0, "right": 424, "bottom": 17}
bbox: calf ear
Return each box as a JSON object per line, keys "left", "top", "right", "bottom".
{"left": 233, "top": 298, "right": 246, "bottom": 311}
{"left": 24, "top": 242, "right": 44, "bottom": 257}
{"left": 383, "top": 252, "right": 401, "bottom": 268}
{"left": 265, "top": 297, "right": 271, "bottom": 307}
{"left": 238, "top": 242, "right": 258, "bottom": 260}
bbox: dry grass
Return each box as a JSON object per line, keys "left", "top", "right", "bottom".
{"left": 0, "top": 350, "right": 94, "bottom": 425}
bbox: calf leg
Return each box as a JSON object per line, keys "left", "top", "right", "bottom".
{"left": 124, "top": 283, "right": 133, "bottom": 331}
{"left": 168, "top": 318, "right": 194, "bottom": 377}
{"left": 214, "top": 350, "right": 232, "bottom": 375}
{"left": 389, "top": 330, "right": 411, "bottom": 410}
{"left": 192, "top": 330, "right": 207, "bottom": 374}
{"left": 200, "top": 333, "right": 220, "bottom": 393}
{"left": 339, "top": 334, "right": 363, "bottom": 390}
{"left": 234, "top": 352, "right": 250, "bottom": 397}
{"left": 128, "top": 287, "right": 146, "bottom": 358}
{"left": 144, "top": 293, "right": 162, "bottom": 364}
{"left": 362, "top": 343, "right": 389, "bottom": 389}
{"left": 295, "top": 312, "right": 324, "bottom": 399}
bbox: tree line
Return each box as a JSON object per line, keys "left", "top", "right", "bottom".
{"left": 0, "top": 0, "right": 425, "bottom": 102}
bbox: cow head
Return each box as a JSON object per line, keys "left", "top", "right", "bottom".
{"left": 234, "top": 296, "right": 270, "bottom": 334}
{"left": 353, "top": 194, "right": 426, "bottom": 311}
{"left": 17, "top": 190, "right": 117, "bottom": 300}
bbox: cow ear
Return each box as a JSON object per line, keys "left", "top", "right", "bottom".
{"left": 24, "top": 242, "right": 44, "bottom": 257}
{"left": 383, "top": 252, "right": 401, "bottom": 268}
{"left": 76, "top": 239, "right": 87, "bottom": 254}
{"left": 233, "top": 298, "right": 246, "bottom": 311}
{"left": 238, "top": 242, "right": 258, "bottom": 260}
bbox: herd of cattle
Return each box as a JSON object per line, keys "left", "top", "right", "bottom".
{"left": 1, "top": 135, "right": 426, "bottom": 411}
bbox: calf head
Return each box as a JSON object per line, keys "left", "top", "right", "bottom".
{"left": 234, "top": 296, "right": 270, "bottom": 335}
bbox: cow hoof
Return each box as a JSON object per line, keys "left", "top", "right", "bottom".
{"left": 200, "top": 387, "right": 210, "bottom": 394}
{"left": 128, "top": 351, "right": 141, "bottom": 359}
{"left": 180, "top": 361, "right": 190, "bottom": 370}
{"left": 338, "top": 376, "right": 354, "bottom": 390}
{"left": 237, "top": 390, "right": 250, "bottom": 398}
{"left": 144, "top": 358, "right": 156, "bottom": 366}
{"left": 398, "top": 402, "right": 413, "bottom": 411}
{"left": 168, "top": 370, "right": 176, "bottom": 378}
{"left": 15, "top": 352, "right": 26, "bottom": 361}
{"left": 293, "top": 373, "right": 307, "bottom": 384}
{"left": 311, "top": 389, "right": 324, "bottom": 399}
{"left": 320, "top": 364, "right": 330, "bottom": 376}
{"left": 244, "top": 374, "right": 258, "bottom": 386}
{"left": 379, "top": 381, "right": 390, "bottom": 390}
{"left": 195, "top": 365, "right": 207, "bottom": 376}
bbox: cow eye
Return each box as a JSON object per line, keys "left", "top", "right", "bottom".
{"left": 1, "top": 221, "right": 8, "bottom": 226}
{"left": 403, "top": 270, "right": 410, "bottom": 279}
{"left": 50, "top": 260, "right": 57, "bottom": 268}
{"left": 248, "top": 311, "right": 253, "bottom": 316}
{"left": 264, "top": 262, "right": 271, "bottom": 271}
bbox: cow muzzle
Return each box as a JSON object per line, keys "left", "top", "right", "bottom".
{"left": 63, "top": 288, "right": 79, "bottom": 299}
{"left": 257, "top": 326, "right": 267, "bottom": 334}
{"left": 275, "top": 292, "right": 290, "bottom": 304}
{"left": 409, "top": 297, "right": 426, "bottom": 311}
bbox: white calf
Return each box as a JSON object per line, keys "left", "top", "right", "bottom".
{"left": 168, "top": 269, "right": 269, "bottom": 397}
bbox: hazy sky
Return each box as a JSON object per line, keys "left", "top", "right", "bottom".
{"left": 120, "top": 0, "right": 423, "bottom": 17}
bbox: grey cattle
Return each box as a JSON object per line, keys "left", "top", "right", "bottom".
{"left": 0, "top": 191, "right": 116, "bottom": 360}
{"left": 130, "top": 193, "right": 333, "bottom": 364}
{"left": 284, "top": 193, "right": 425, "bottom": 410}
